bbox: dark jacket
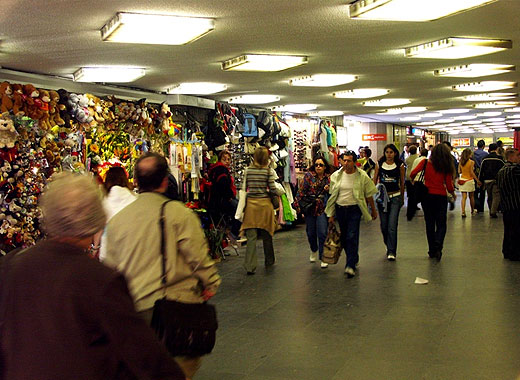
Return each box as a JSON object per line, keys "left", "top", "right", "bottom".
{"left": 479, "top": 152, "right": 505, "bottom": 181}
{"left": 0, "top": 240, "right": 185, "bottom": 380}
{"left": 207, "top": 162, "right": 236, "bottom": 208}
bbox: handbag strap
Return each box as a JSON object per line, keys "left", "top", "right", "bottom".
{"left": 159, "top": 201, "right": 173, "bottom": 294}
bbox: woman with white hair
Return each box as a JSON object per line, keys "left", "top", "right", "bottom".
{"left": 0, "top": 173, "right": 185, "bottom": 380}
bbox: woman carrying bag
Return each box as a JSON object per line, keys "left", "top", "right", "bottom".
{"left": 240, "top": 147, "right": 281, "bottom": 275}
{"left": 295, "top": 156, "right": 331, "bottom": 268}
{"left": 458, "top": 148, "right": 482, "bottom": 217}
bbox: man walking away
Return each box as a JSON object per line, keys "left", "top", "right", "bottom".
{"left": 479, "top": 143, "right": 505, "bottom": 218}
{"left": 405, "top": 145, "right": 419, "bottom": 220}
{"left": 473, "top": 139, "right": 488, "bottom": 213}
{"left": 496, "top": 148, "right": 520, "bottom": 260}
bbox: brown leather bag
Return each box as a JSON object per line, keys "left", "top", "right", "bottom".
{"left": 322, "top": 224, "right": 342, "bottom": 264}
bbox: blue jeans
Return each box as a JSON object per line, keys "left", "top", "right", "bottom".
{"left": 305, "top": 213, "right": 328, "bottom": 259}
{"left": 335, "top": 205, "right": 362, "bottom": 269}
{"left": 377, "top": 196, "right": 402, "bottom": 255}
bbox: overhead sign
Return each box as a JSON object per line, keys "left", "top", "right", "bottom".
{"left": 452, "top": 138, "right": 470, "bottom": 147}
{"left": 362, "top": 133, "right": 387, "bottom": 141}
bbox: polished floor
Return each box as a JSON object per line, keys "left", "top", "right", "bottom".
{"left": 198, "top": 197, "right": 520, "bottom": 380}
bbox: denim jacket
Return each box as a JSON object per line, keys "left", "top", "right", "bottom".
{"left": 325, "top": 167, "right": 378, "bottom": 222}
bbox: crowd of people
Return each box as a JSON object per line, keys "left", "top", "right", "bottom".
{"left": 0, "top": 141, "right": 518, "bottom": 379}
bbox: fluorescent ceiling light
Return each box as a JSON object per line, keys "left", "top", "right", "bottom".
{"left": 463, "top": 120, "right": 484, "bottom": 125}
{"left": 440, "top": 108, "right": 471, "bottom": 114}
{"left": 400, "top": 116, "right": 421, "bottom": 121}
{"left": 333, "top": 88, "right": 389, "bottom": 98}
{"left": 461, "top": 129, "right": 476, "bottom": 133}
{"left": 348, "top": 0, "right": 497, "bottom": 21}
{"left": 506, "top": 114, "right": 520, "bottom": 119}
{"left": 506, "top": 118, "right": 520, "bottom": 122}
{"left": 289, "top": 74, "right": 357, "bottom": 87}
{"left": 308, "top": 111, "right": 345, "bottom": 117}
{"left": 447, "top": 123, "right": 463, "bottom": 127}
{"left": 473, "top": 101, "right": 519, "bottom": 109}
{"left": 477, "top": 111, "right": 502, "bottom": 117}
{"left": 101, "top": 13, "right": 214, "bottom": 45}
{"left": 436, "top": 118, "right": 455, "bottom": 123}
{"left": 454, "top": 115, "right": 477, "bottom": 120}
{"left": 486, "top": 122, "right": 506, "bottom": 126}
{"left": 495, "top": 128, "right": 511, "bottom": 132}
{"left": 272, "top": 104, "right": 317, "bottom": 112}
{"left": 228, "top": 95, "right": 280, "bottom": 104}
{"left": 482, "top": 117, "right": 505, "bottom": 122}
{"left": 422, "top": 112, "right": 443, "bottom": 117}
{"left": 434, "top": 64, "right": 515, "bottom": 78}
{"left": 462, "top": 93, "right": 517, "bottom": 101}
{"left": 222, "top": 54, "right": 307, "bottom": 72}
{"left": 73, "top": 67, "right": 145, "bottom": 82}
{"left": 504, "top": 107, "right": 520, "bottom": 113}
{"left": 448, "top": 130, "right": 460, "bottom": 134}
{"left": 416, "top": 122, "right": 436, "bottom": 126}
{"left": 364, "top": 98, "right": 411, "bottom": 107}
{"left": 405, "top": 38, "right": 512, "bottom": 59}
{"left": 166, "top": 82, "right": 227, "bottom": 95}
{"left": 480, "top": 129, "right": 494, "bottom": 133}
{"left": 452, "top": 81, "right": 517, "bottom": 92}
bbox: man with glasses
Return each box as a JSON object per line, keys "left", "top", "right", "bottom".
{"left": 325, "top": 151, "right": 378, "bottom": 278}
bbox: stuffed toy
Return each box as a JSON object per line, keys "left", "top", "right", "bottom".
{"left": 57, "top": 89, "right": 72, "bottom": 129}
{"left": 22, "top": 84, "right": 43, "bottom": 120}
{"left": 0, "top": 113, "right": 17, "bottom": 149}
{"left": 37, "top": 90, "right": 52, "bottom": 130}
{"left": 48, "top": 90, "right": 65, "bottom": 127}
{"left": 84, "top": 93, "right": 104, "bottom": 125}
{"left": 11, "top": 84, "right": 24, "bottom": 116}
{"left": 159, "top": 102, "right": 172, "bottom": 135}
{"left": 0, "top": 82, "right": 14, "bottom": 114}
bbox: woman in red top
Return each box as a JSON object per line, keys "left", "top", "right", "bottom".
{"left": 411, "top": 143, "right": 456, "bottom": 261}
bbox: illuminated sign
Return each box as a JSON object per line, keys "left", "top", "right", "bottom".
{"left": 451, "top": 138, "right": 470, "bottom": 147}
{"left": 362, "top": 134, "right": 387, "bottom": 141}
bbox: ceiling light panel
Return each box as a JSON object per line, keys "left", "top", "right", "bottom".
{"left": 222, "top": 54, "right": 307, "bottom": 72}
{"left": 440, "top": 109, "right": 471, "bottom": 114}
{"left": 454, "top": 115, "right": 477, "bottom": 120}
{"left": 505, "top": 107, "right": 520, "bottom": 113}
{"left": 436, "top": 118, "right": 455, "bottom": 123}
{"left": 477, "top": 111, "right": 502, "bottom": 117}
{"left": 166, "top": 82, "right": 227, "bottom": 95}
{"left": 272, "top": 104, "right": 317, "bottom": 112}
{"left": 452, "top": 81, "right": 517, "bottom": 92}
{"left": 422, "top": 112, "right": 443, "bottom": 117}
{"left": 473, "top": 101, "right": 519, "bottom": 109}
{"left": 101, "top": 13, "right": 214, "bottom": 45}
{"left": 405, "top": 38, "right": 512, "bottom": 59}
{"left": 434, "top": 64, "right": 515, "bottom": 78}
{"left": 308, "top": 111, "right": 345, "bottom": 117}
{"left": 462, "top": 93, "right": 517, "bottom": 101}
{"left": 482, "top": 117, "right": 505, "bottom": 122}
{"left": 400, "top": 116, "right": 421, "bottom": 121}
{"left": 333, "top": 88, "right": 390, "bottom": 98}
{"left": 463, "top": 120, "right": 484, "bottom": 125}
{"left": 416, "top": 122, "right": 436, "bottom": 126}
{"left": 289, "top": 74, "right": 357, "bottom": 87}
{"left": 348, "top": 0, "right": 497, "bottom": 22}
{"left": 228, "top": 95, "right": 280, "bottom": 104}
{"left": 363, "top": 98, "right": 411, "bottom": 107}
{"left": 73, "top": 67, "right": 145, "bottom": 82}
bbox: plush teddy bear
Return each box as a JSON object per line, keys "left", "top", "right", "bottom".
{"left": 48, "top": 90, "right": 65, "bottom": 127}
{"left": 11, "top": 84, "right": 24, "bottom": 116}
{"left": 0, "top": 82, "right": 14, "bottom": 114}
{"left": 0, "top": 113, "right": 17, "bottom": 149}
{"left": 57, "top": 89, "right": 72, "bottom": 129}
{"left": 37, "top": 89, "right": 52, "bottom": 130}
{"left": 84, "top": 93, "right": 104, "bottom": 126}
{"left": 22, "top": 84, "right": 43, "bottom": 120}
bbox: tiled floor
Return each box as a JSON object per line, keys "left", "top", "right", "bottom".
{"left": 197, "top": 199, "right": 520, "bottom": 380}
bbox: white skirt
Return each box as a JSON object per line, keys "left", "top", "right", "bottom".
{"left": 459, "top": 178, "right": 475, "bottom": 192}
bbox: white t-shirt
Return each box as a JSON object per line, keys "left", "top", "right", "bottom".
{"left": 336, "top": 172, "right": 357, "bottom": 206}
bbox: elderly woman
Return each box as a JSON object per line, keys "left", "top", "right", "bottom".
{"left": 0, "top": 173, "right": 185, "bottom": 380}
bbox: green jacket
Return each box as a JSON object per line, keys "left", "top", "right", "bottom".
{"left": 325, "top": 167, "right": 378, "bottom": 222}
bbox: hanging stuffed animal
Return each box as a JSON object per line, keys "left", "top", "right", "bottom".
{"left": 0, "top": 113, "right": 17, "bottom": 149}
{"left": 0, "top": 82, "right": 14, "bottom": 114}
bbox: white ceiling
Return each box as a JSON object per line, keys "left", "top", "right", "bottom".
{"left": 1, "top": 0, "right": 520, "bottom": 130}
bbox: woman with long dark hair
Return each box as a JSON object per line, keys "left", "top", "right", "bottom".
{"left": 411, "top": 143, "right": 457, "bottom": 260}
{"left": 295, "top": 156, "right": 331, "bottom": 268}
{"left": 373, "top": 144, "right": 405, "bottom": 261}
{"left": 458, "top": 148, "right": 481, "bottom": 217}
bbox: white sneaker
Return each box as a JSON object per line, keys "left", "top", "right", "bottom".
{"left": 387, "top": 254, "right": 396, "bottom": 261}
{"left": 320, "top": 261, "right": 329, "bottom": 268}
{"left": 309, "top": 251, "right": 318, "bottom": 263}
{"left": 344, "top": 267, "right": 355, "bottom": 277}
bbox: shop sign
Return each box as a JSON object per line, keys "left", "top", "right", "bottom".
{"left": 362, "top": 134, "right": 387, "bottom": 141}
{"left": 452, "top": 138, "right": 470, "bottom": 147}
{"left": 412, "top": 128, "right": 424, "bottom": 137}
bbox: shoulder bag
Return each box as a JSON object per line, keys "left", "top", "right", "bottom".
{"left": 150, "top": 201, "right": 218, "bottom": 357}
{"left": 299, "top": 178, "right": 326, "bottom": 216}
{"left": 322, "top": 223, "right": 341, "bottom": 264}
{"left": 414, "top": 160, "right": 429, "bottom": 204}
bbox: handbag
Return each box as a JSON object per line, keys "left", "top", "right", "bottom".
{"left": 322, "top": 223, "right": 342, "bottom": 264}
{"left": 298, "top": 183, "right": 326, "bottom": 216}
{"left": 414, "top": 160, "right": 429, "bottom": 204}
{"left": 150, "top": 201, "right": 218, "bottom": 357}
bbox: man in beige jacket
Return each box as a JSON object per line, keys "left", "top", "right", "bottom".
{"left": 104, "top": 152, "right": 221, "bottom": 379}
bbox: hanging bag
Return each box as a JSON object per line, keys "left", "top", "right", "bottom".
{"left": 322, "top": 223, "right": 342, "bottom": 264}
{"left": 413, "top": 160, "right": 429, "bottom": 204}
{"left": 150, "top": 201, "right": 218, "bottom": 357}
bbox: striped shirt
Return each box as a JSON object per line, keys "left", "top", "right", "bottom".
{"left": 497, "top": 162, "right": 520, "bottom": 211}
{"left": 242, "top": 166, "right": 278, "bottom": 198}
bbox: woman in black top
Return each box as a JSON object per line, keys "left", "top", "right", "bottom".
{"left": 373, "top": 144, "right": 405, "bottom": 261}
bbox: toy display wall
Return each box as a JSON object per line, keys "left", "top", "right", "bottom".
{"left": 1, "top": 78, "right": 325, "bottom": 253}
